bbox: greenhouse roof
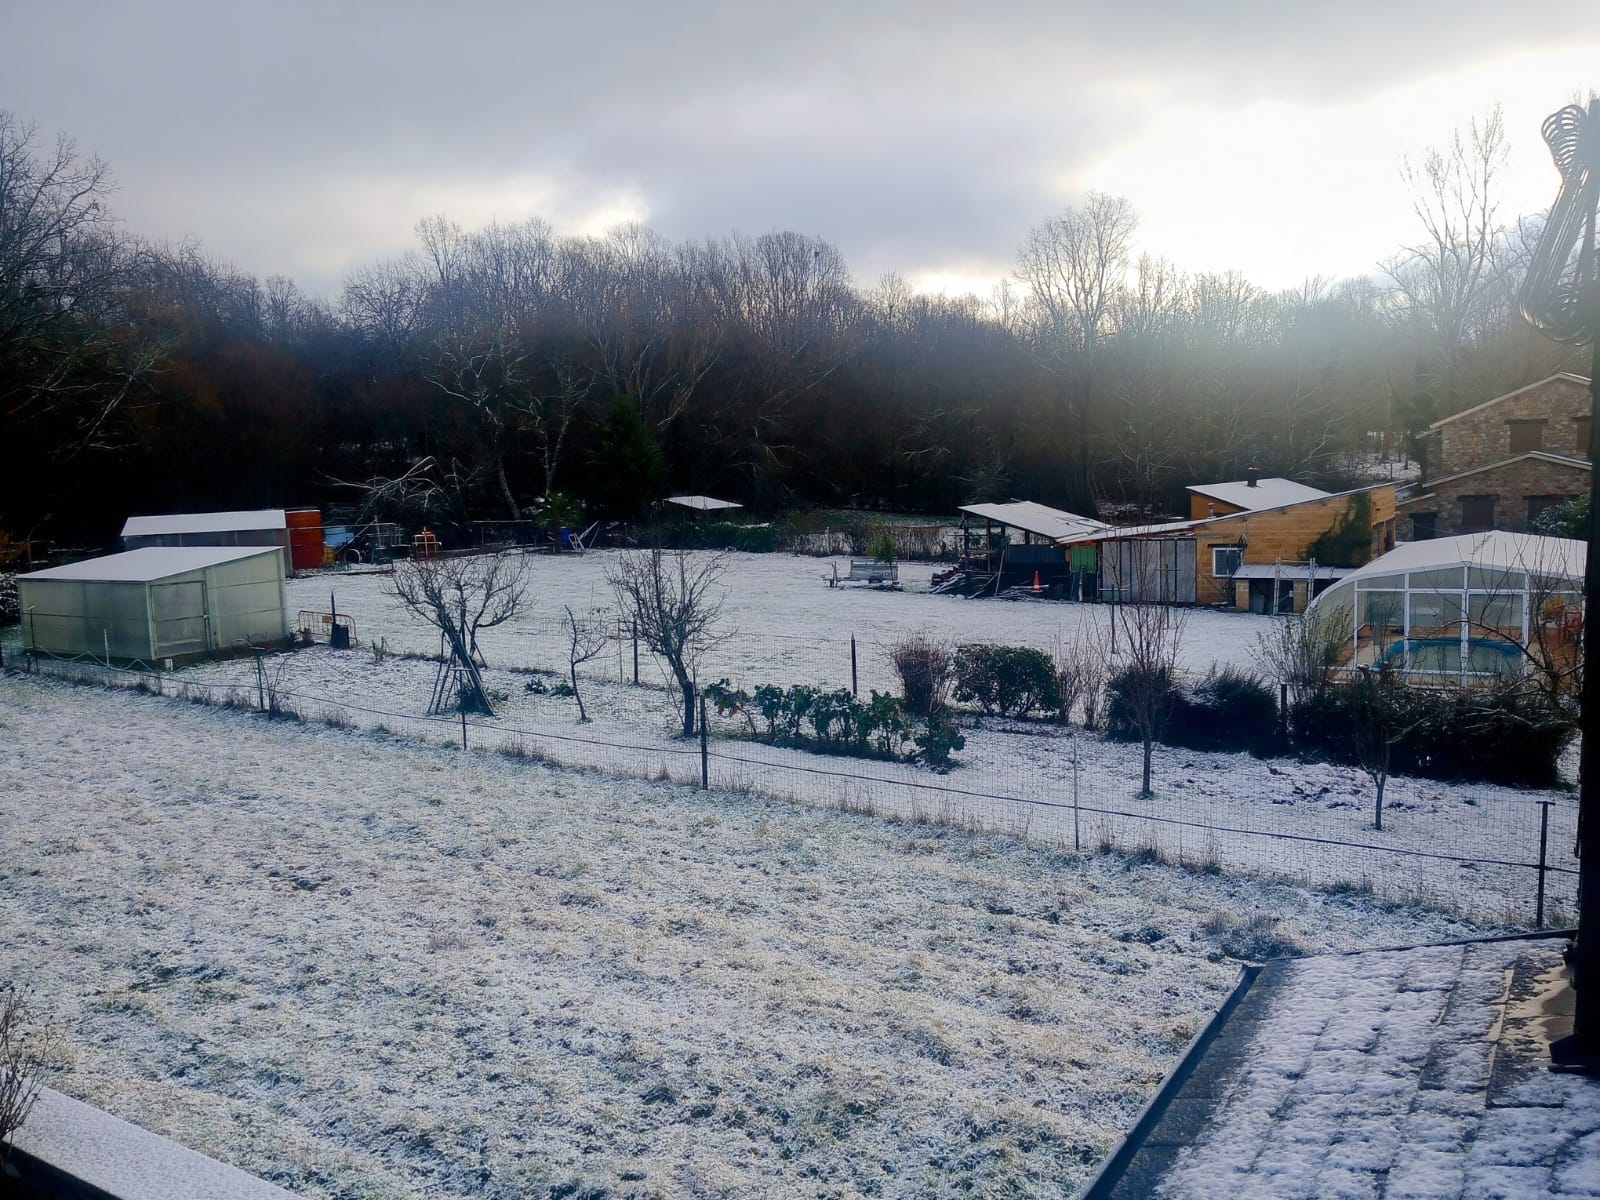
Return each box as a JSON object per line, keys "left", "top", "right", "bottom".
{"left": 22, "top": 546, "right": 282, "bottom": 583}
{"left": 122, "top": 509, "right": 287, "bottom": 536}
{"left": 1336, "top": 532, "right": 1585, "bottom": 584}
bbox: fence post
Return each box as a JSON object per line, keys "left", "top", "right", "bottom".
{"left": 633, "top": 621, "right": 640, "bottom": 686}
{"left": 461, "top": 708, "right": 469, "bottom": 751}
{"left": 699, "top": 693, "right": 709, "bottom": 789}
{"left": 255, "top": 652, "right": 266, "bottom": 712}
{"left": 850, "top": 635, "right": 858, "bottom": 697}
{"left": 1072, "top": 739, "right": 1082, "bottom": 853}
{"left": 1536, "top": 800, "right": 1552, "bottom": 929}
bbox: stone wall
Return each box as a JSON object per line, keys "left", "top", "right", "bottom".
{"left": 1398, "top": 455, "right": 1590, "bottom": 540}
{"left": 1427, "top": 374, "right": 1591, "bottom": 479}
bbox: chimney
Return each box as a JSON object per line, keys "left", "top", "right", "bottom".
{"left": 1246, "top": 465, "right": 1259, "bottom": 488}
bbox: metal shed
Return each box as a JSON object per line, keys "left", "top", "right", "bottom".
{"left": 17, "top": 547, "right": 290, "bottom": 666}
{"left": 121, "top": 509, "right": 292, "bottom": 575}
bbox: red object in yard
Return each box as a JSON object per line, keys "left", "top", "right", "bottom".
{"left": 1032, "top": 571, "right": 1042, "bottom": 593}
{"left": 285, "top": 508, "right": 324, "bottom": 572}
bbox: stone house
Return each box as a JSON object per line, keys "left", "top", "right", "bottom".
{"left": 1399, "top": 372, "right": 1591, "bottom": 539}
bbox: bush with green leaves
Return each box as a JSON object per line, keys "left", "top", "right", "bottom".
{"left": 914, "top": 710, "right": 966, "bottom": 772}
{"left": 1290, "top": 679, "right": 1573, "bottom": 788}
{"left": 702, "top": 679, "right": 954, "bottom": 765}
{"left": 953, "top": 643, "right": 1062, "bottom": 718}
{"left": 1168, "top": 668, "right": 1279, "bottom": 757}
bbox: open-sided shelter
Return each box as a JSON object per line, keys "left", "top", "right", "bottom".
{"left": 1304, "top": 531, "right": 1584, "bottom": 683}
{"left": 17, "top": 547, "right": 290, "bottom": 666}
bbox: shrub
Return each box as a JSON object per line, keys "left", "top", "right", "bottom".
{"left": 1290, "top": 679, "right": 1574, "bottom": 788}
{"left": 914, "top": 710, "right": 966, "bottom": 771}
{"left": 889, "top": 635, "right": 953, "bottom": 718}
{"left": 866, "top": 527, "right": 898, "bottom": 564}
{"left": 1166, "top": 668, "right": 1279, "bottom": 757}
{"left": 704, "top": 680, "right": 924, "bottom": 763}
{"left": 1054, "top": 628, "right": 1109, "bottom": 728}
{"left": 953, "top": 643, "right": 1062, "bottom": 718}
{"left": 1104, "top": 664, "right": 1177, "bottom": 742}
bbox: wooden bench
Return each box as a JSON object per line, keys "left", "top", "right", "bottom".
{"left": 827, "top": 560, "right": 901, "bottom": 589}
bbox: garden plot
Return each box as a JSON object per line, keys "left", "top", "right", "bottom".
{"left": 297, "top": 550, "right": 1271, "bottom": 695}
{"left": 160, "top": 644, "right": 1578, "bottom": 925}
{"left": 1, "top": 676, "right": 1505, "bottom": 1200}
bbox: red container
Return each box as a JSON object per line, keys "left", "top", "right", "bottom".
{"left": 285, "top": 508, "right": 324, "bottom": 572}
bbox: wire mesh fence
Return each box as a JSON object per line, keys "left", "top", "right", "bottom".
{"left": 12, "top": 643, "right": 1577, "bottom": 931}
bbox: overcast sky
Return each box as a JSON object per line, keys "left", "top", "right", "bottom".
{"left": 4, "top": 1, "right": 1596, "bottom": 300}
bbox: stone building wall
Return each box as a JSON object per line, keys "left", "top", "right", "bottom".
{"left": 1397, "top": 455, "right": 1590, "bottom": 540}
{"left": 1428, "top": 373, "right": 1591, "bottom": 479}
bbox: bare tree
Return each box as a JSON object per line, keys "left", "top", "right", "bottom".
{"left": 607, "top": 549, "right": 729, "bottom": 736}
{"left": 1110, "top": 598, "right": 1188, "bottom": 797}
{"left": 563, "top": 605, "right": 611, "bottom": 722}
{"left": 389, "top": 552, "right": 529, "bottom": 714}
{"left": 1054, "top": 620, "right": 1111, "bottom": 728}
{"left": 1346, "top": 665, "right": 1414, "bottom": 831}
{"left": 1382, "top": 107, "right": 1509, "bottom": 403}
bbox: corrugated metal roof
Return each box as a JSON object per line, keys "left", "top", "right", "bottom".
{"left": 665, "top": 495, "right": 743, "bottom": 512}
{"left": 958, "top": 501, "right": 1109, "bottom": 543}
{"left": 1187, "top": 478, "right": 1330, "bottom": 511}
{"left": 121, "top": 509, "right": 288, "bottom": 537}
{"left": 21, "top": 546, "right": 283, "bottom": 583}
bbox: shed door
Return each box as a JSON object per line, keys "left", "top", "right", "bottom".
{"left": 150, "top": 580, "right": 209, "bottom": 657}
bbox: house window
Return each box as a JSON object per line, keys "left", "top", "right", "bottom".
{"left": 1460, "top": 495, "right": 1496, "bottom": 532}
{"left": 1508, "top": 420, "right": 1545, "bottom": 454}
{"left": 1211, "top": 546, "right": 1243, "bottom": 577}
{"left": 1575, "top": 416, "right": 1591, "bottom": 456}
{"left": 1526, "top": 495, "right": 1567, "bottom": 525}
{"left": 1411, "top": 512, "right": 1437, "bottom": 540}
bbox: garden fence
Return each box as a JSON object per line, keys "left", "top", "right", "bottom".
{"left": 12, "top": 645, "right": 1578, "bottom": 931}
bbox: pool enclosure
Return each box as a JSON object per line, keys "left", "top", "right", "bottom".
{"left": 1303, "top": 532, "right": 1585, "bottom": 683}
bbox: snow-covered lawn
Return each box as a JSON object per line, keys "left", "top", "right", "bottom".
{"left": 91, "top": 641, "right": 1570, "bottom": 927}
{"left": 1, "top": 676, "right": 1506, "bottom": 1199}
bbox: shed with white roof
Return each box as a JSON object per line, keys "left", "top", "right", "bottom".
{"left": 121, "top": 509, "right": 292, "bottom": 575}
{"left": 16, "top": 546, "right": 290, "bottom": 665}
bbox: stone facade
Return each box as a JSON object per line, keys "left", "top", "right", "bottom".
{"left": 1424, "top": 373, "right": 1591, "bottom": 479}
{"left": 1398, "top": 453, "right": 1590, "bottom": 539}
{"left": 1401, "top": 372, "right": 1592, "bottom": 541}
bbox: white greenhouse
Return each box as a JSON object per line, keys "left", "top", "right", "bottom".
{"left": 1304, "top": 531, "right": 1585, "bottom": 683}
{"left": 16, "top": 547, "right": 290, "bottom": 666}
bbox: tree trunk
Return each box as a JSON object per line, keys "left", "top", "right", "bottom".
{"left": 1374, "top": 776, "right": 1385, "bottom": 831}
{"left": 494, "top": 446, "right": 520, "bottom": 521}
{"left": 1141, "top": 736, "right": 1153, "bottom": 798}
{"left": 571, "top": 661, "right": 587, "bottom": 723}
{"left": 680, "top": 678, "right": 697, "bottom": 738}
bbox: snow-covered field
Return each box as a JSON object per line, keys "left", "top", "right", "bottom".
{"left": 294, "top": 551, "right": 1268, "bottom": 695}
{"left": 42, "top": 547, "right": 1568, "bottom": 926}
{"left": 0, "top": 676, "right": 1506, "bottom": 1199}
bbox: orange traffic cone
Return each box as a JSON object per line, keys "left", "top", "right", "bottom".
{"left": 1032, "top": 571, "right": 1042, "bottom": 593}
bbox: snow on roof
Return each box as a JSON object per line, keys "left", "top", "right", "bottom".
{"left": 1187, "top": 478, "right": 1330, "bottom": 511}
{"left": 1426, "top": 371, "right": 1591, "bottom": 430}
{"left": 1337, "top": 531, "right": 1584, "bottom": 583}
{"left": 665, "top": 495, "right": 743, "bottom": 512}
{"left": 958, "top": 501, "right": 1110, "bottom": 543}
{"left": 22, "top": 546, "right": 283, "bottom": 583}
{"left": 122, "top": 509, "right": 288, "bottom": 537}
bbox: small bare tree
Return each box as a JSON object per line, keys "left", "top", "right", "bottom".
{"left": 389, "top": 552, "right": 529, "bottom": 714}
{"left": 1346, "top": 665, "right": 1416, "bottom": 832}
{"left": 563, "top": 605, "right": 611, "bottom": 722}
{"left": 888, "top": 633, "right": 954, "bottom": 718}
{"left": 1, "top": 987, "right": 51, "bottom": 1164}
{"left": 1112, "top": 599, "right": 1188, "bottom": 798}
{"left": 1055, "top": 620, "right": 1110, "bottom": 728}
{"left": 607, "top": 549, "right": 729, "bottom": 737}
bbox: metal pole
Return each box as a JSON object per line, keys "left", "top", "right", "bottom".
{"left": 461, "top": 708, "right": 468, "bottom": 751}
{"left": 256, "top": 653, "right": 266, "bottom": 712}
{"left": 699, "top": 693, "right": 709, "bottom": 789}
{"left": 1558, "top": 204, "right": 1600, "bottom": 1065}
{"left": 1538, "top": 801, "right": 1552, "bottom": 930}
{"left": 851, "top": 635, "right": 858, "bottom": 697}
{"left": 633, "top": 620, "right": 640, "bottom": 685}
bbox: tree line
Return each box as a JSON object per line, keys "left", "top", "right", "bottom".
{"left": 2, "top": 106, "right": 1584, "bottom": 547}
